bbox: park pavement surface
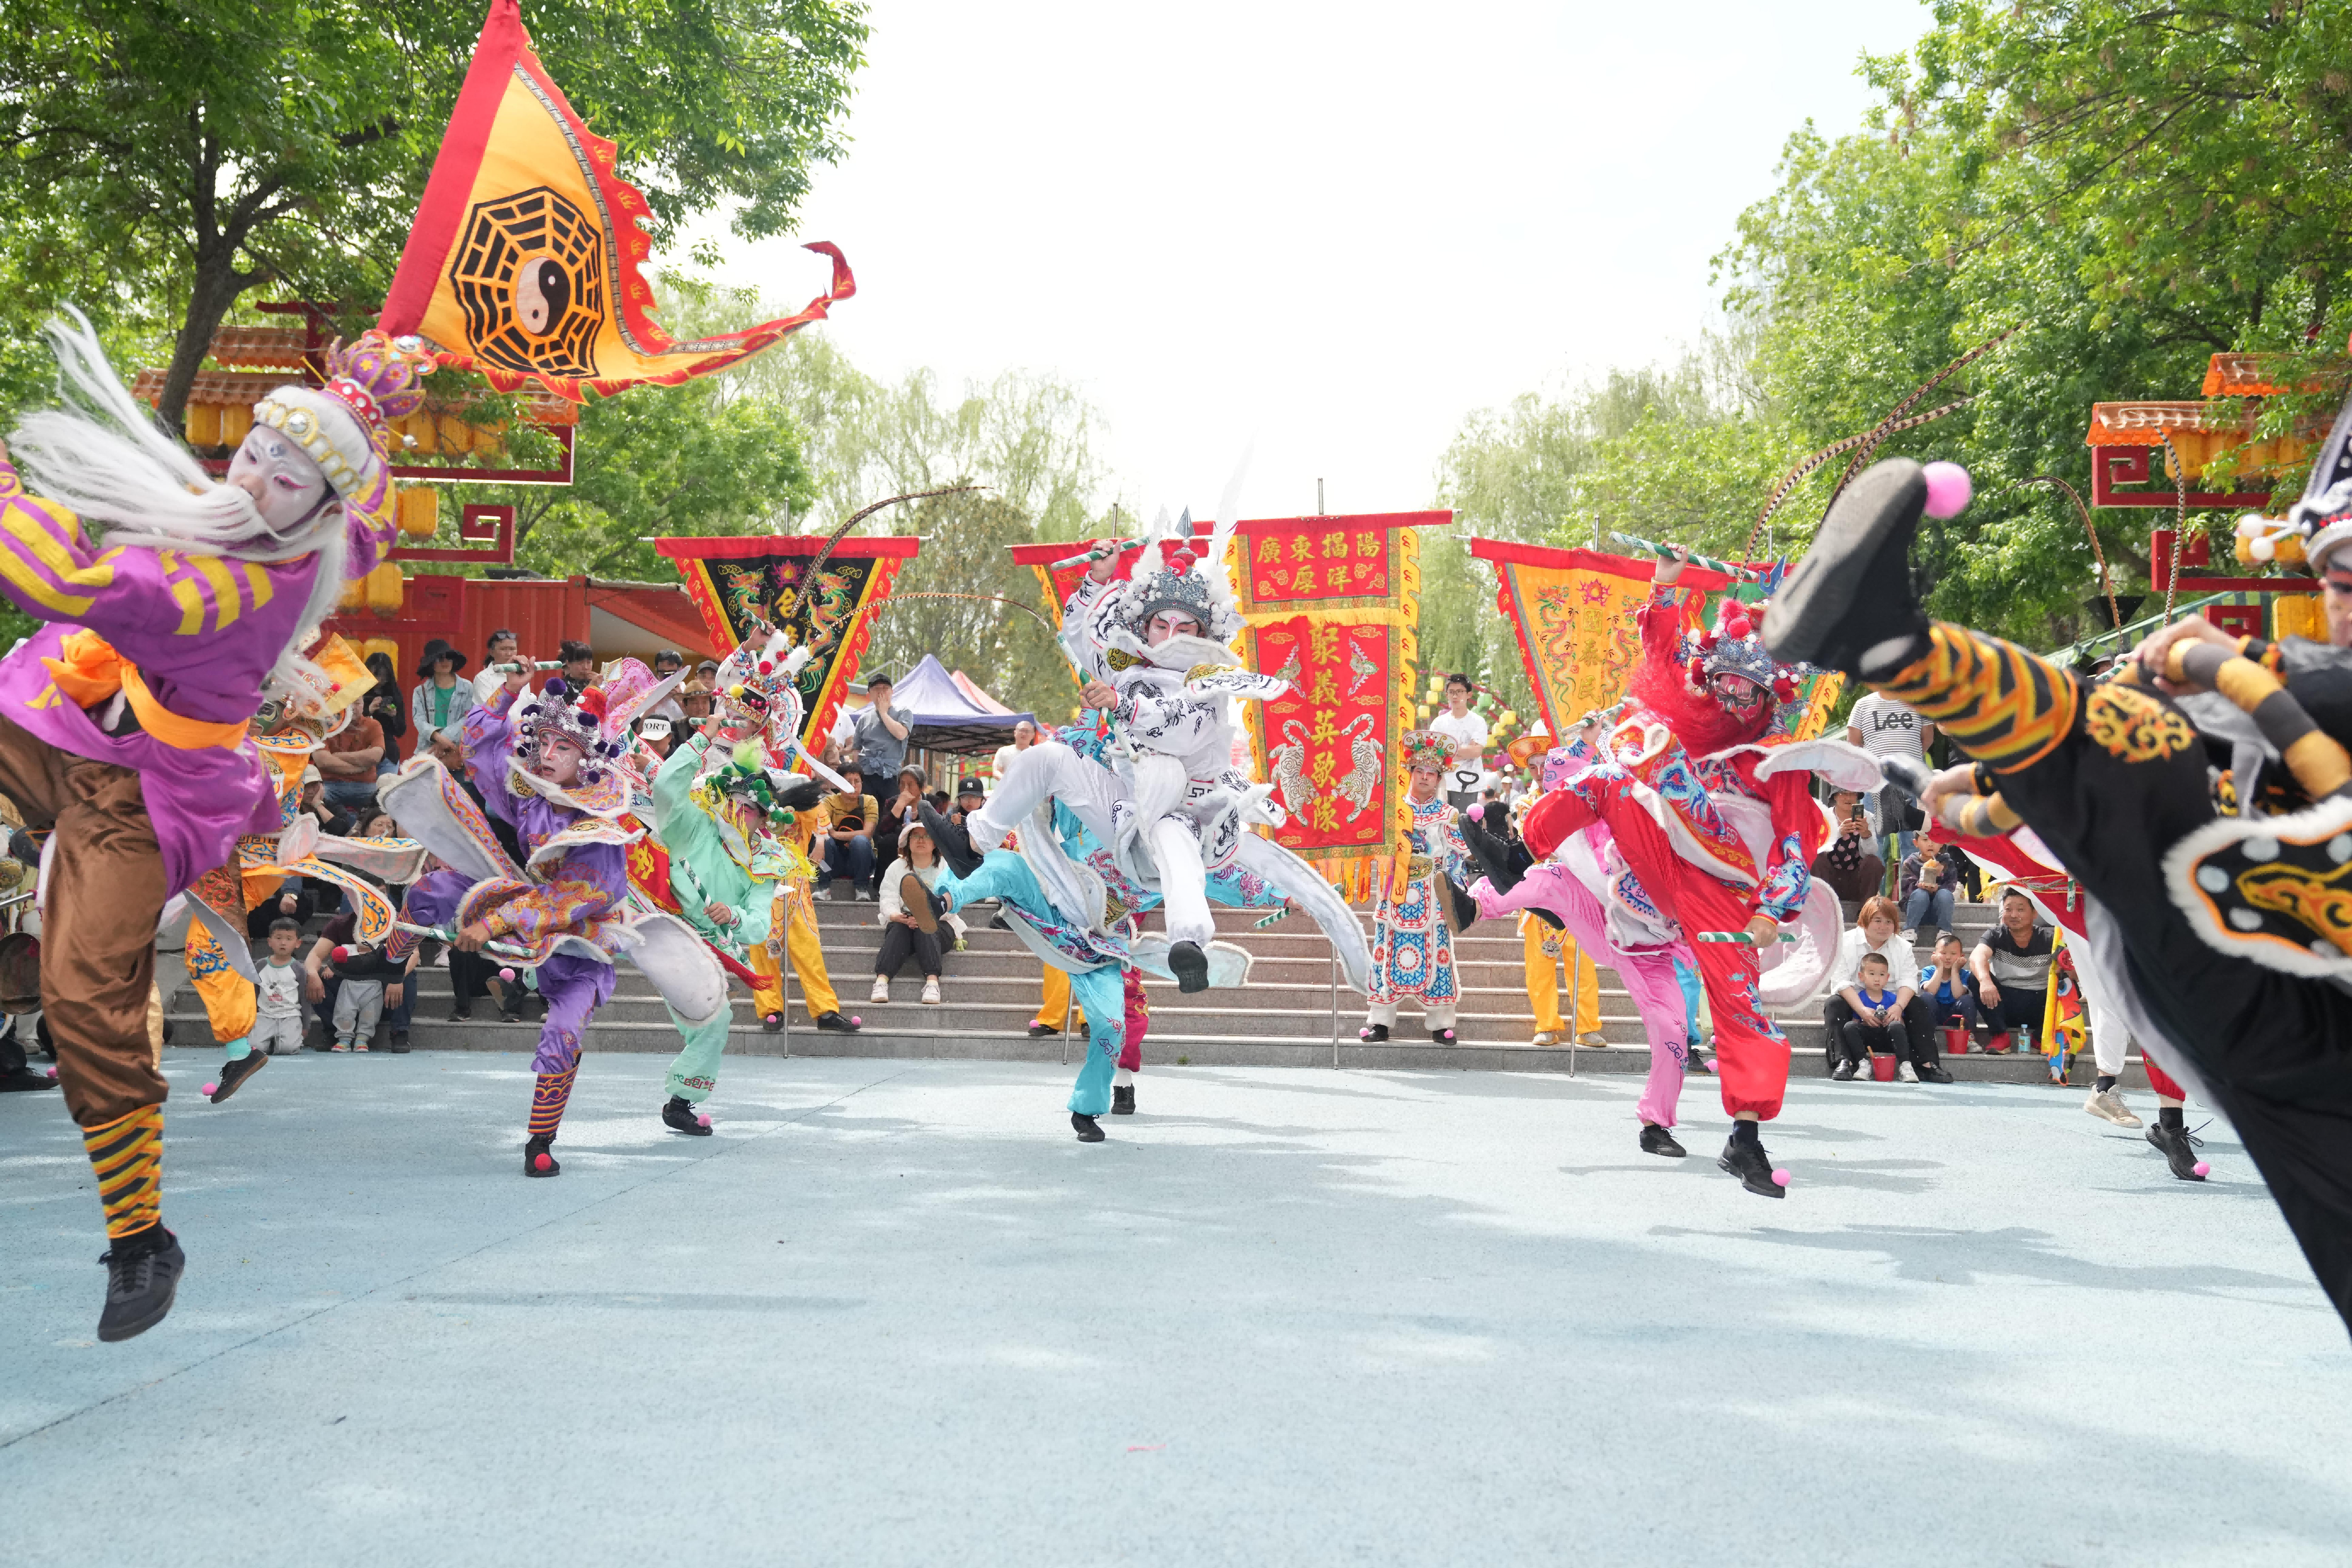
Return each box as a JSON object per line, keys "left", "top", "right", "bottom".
{"left": 2, "top": 1051, "right": 2348, "bottom": 1567}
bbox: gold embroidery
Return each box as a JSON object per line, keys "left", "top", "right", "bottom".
{"left": 2239, "top": 861, "right": 2352, "bottom": 956}
{"left": 2084, "top": 685, "right": 2195, "bottom": 763}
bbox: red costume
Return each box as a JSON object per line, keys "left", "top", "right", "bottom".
{"left": 1524, "top": 583, "right": 1832, "bottom": 1120}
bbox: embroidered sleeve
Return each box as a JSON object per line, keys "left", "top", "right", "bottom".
{"left": 481, "top": 845, "right": 626, "bottom": 942}
{"left": 1634, "top": 585, "right": 1689, "bottom": 673}
{"left": 461, "top": 683, "right": 526, "bottom": 827}
{"left": 1757, "top": 832, "right": 1812, "bottom": 922}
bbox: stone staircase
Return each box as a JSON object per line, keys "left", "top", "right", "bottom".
{"left": 168, "top": 877, "right": 2133, "bottom": 1085}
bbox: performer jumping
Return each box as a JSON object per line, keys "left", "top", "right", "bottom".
{"left": 0, "top": 311, "right": 416, "bottom": 1339}
{"left": 1765, "top": 448, "right": 2352, "bottom": 1330}
{"left": 1518, "top": 550, "right": 1859, "bottom": 1195}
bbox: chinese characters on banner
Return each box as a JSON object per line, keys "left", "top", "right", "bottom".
{"left": 654, "top": 534, "right": 920, "bottom": 752}
{"left": 1237, "top": 511, "right": 1451, "bottom": 900}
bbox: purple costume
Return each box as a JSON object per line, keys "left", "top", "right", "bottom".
{"left": 454, "top": 687, "right": 624, "bottom": 1075}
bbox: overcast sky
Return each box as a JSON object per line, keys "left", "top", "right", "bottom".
{"left": 701, "top": 0, "right": 1929, "bottom": 523}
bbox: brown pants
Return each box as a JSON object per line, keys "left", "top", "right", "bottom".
{"left": 0, "top": 712, "right": 169, "bottom": 1126}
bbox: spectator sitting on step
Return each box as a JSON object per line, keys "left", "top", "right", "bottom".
{"left": 1823, "top": 896, "right": 1950, "bottom": 1082}
{"left": 1809, "top": 787, "right": 1884, "bottom": 905}
{"left": 871, "top": 824, "right": 960, "bottom": 1007}
{"left": 1918, "top": 931, "right": 1980, "bottom": 1043}
{"left": 1971, "top": 889, "right": 2055, "bottom": 1052}
{"left": 814, "top": 762, "right": 877, "bottom": 900}
{"left": 1897, "top": 832, "right": 1956, "bottom": 940}
{"left": 1832, "top": 953, "right": 1917, "bottom": 1081}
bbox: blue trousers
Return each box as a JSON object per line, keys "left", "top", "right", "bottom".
{"left": 937, "top": 851, "right": 1126, "bottom": 1116}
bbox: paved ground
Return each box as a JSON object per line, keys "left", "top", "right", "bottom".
{"left": 3, "top": 1051, "right": 2348, "bottom": 1567}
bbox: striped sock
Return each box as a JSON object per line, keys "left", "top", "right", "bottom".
{"left": 528, "top": 1063, "right": 578, "bottom": 1141}
{"left": 82, "top": 1104, "right": 164, "bottom": 1240}
{"left": 1880, "top": 622, "right": 2081, "bottom": 775}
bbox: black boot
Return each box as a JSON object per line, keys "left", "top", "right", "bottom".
{"left": 2147, "top": 1120, "right": 2209, "bottom": 1181}
{"left": 814, "top": 1011, "right": 861, "bottom": 1034}
{"left": 524, "top": 1134, "right": 561, "bottom": 1177}
{"left": 1111, "top": 1083, "right": 1136, "bottom": 1115}
{"left": 1639, "top": 1122, "right": 1687, "bottom": 1159}
{"left": 1442, "top": 878, "right": 1481, "bottom": 935}
{"left": 207, "top": 1050, "right": 268, "bottom": 1105}
{"left": 920, "top": 801, "right": 984, "bottom": 878}
{"left": 1072, "top": 1111, "right": 1106, "bottom": 1143}
{"left": 0, "top": 1064, "right": 56, "bottom": 1092}
{"left": 1761, "top": 458, "right": 1933, "bottom": 679}
{"left": 762, "top": 1012, "right": 785, "bottom": 1034}
{"left": 1358, "top": 1023, "right": 1389, "bottom": 1042}
{"left": 662, "top": 1095, "right": 713, "bottom": 1136}
{"left": 1456, "top": 810, "right": 1532, "bottom": 896}
{"left": 1717, "top": 1122, "right": 1786, "bottom": 1198}
{"left": 1167, "top": 940, "right": 1210, "bottom": 994}
{"left": 96, "top": 1224, "right": 185, "bottom": 1343}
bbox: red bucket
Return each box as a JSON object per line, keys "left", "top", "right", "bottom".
{"left": 1870, "top": 1053, "right": 1898, "bottom": 1082}
{"left": 1942, "top": 1026, "right": 1970, "bottom": 1056}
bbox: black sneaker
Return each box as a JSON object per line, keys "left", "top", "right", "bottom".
{"left": 1831, "top": 1058, "right": 1859, "bottom": 1081}
{"left": 1917, "top": 1061, "right": 1954, "bottom": 1084}
{"left": 524, "top": 1134, "right": 561, "bottom": 1177}
{"left": 96, "top": 1226, "right": 185, "bottom": 1343}
{"left": 385, "top": 1030, "right": 411, "bottom": 1054}
{"left": 920, "top": 801, "right": 984, "bottom": 878}
{"left": 1639, "top": 1123, "right": 1687, "bottom": 1158}
{"left": 762, "top": 1012, "right": 784, "bottom": 1034}
{"left": 207, "top": 1050, "right": 268, "bottom": 1105}
{"left": 1072, "top": 1112, "right": 1106, "bottom": 1143}
{"left": 449, "top": 1000, "right": 473, "bottom": 1022}
{"left": 1429, "top": 1026, "right": 1458, "bottom": 1044}
{"left": 662, "top": 1095, "right": 713, "bottom": 1136}
{"left": 0, "top": 1064, "right": 59, "bottom": 1092}
{"left": 2147, "top": 1122, "right": 2209, "bottom": 1181}
{"left": 499, "top": 1003, "right": 526, "bottom": 1025}
{"left": 1027, "top": 1021, "right": 1058, "bottom": 1039}
{"left": 1761, "top": 457, "right": 1932, "bottom": 679}
{"left": 1111, "top": 1084, "right": 1136, "bottom": 1115}
{"left": 1717, "top": 1130, "right": 1786, "bottom": 1198}
{"left": 1358, "top": 1024, "right": 1390, "bottom": 1043}
{"left": 814, "top": 1011, "right": 861, "bottom": 1034}
{"left": 1167, "top": 940, "right": 1210, "bottom": 994}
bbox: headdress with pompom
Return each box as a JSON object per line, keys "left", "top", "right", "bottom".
{"left": 1401, "top": 729, "right": 1453, "bottom": 772}
{"left": 1110, "top": 504, "right": 1245, "bottom": 645}
{"left": 516, "top": 678, "right": 628, "bottom": 780}
{"left": 1681, "top": 599, "right": 1803, "bottom": 706}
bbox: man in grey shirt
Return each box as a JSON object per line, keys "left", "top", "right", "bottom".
{"left": 848, "top": 674, "right": 910, "bottom": 785}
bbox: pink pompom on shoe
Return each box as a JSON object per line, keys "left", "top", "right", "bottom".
{"left": 849, "top": 1014, "right": 864, "bottom": 1027}
{"left": 1922, "top": 461, "right": 1972, "bottom": 519}
{"left": 532, "top": 1152, "right": 553, "bottom": 1172}
{"left": 696, "top": 1113, "right": 713, "bottom": 1129}
{"left": 2193, "top": 1161, "right": 2211, "bottom": 1177}
{"left": 1771, "top": 1169, "right": 1792, "bottom": 1188}
{"left": 200, "top": 1080, "right": 219, "bottom": 1096}
{"left": 499, "top": 967, "right": 517, "bottom": 982}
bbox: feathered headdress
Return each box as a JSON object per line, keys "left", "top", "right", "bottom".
{"left": 1110, "top": 468, "right": 1250, "bottom": 652}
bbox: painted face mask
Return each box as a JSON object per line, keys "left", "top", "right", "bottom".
{"left": 225, "top": 426, "right": 332, "bottom": 537}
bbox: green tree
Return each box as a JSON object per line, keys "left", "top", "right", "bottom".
{"left": 0, "top": 0, "right": 868, "bottom": 427}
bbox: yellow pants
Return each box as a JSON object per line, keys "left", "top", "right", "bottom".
{"left": 1037, "top": 964, "right": 1084, "bottom": 1030}
{"left": 751, "top": 903, "right": 839, "bottom": 1020}
{"left": 1522, "top": 915, "right": 1599, "bottom": 1037}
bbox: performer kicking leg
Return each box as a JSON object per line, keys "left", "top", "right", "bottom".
{"left": 1766, "top": 453, "right": 2352, "bottom": 1326}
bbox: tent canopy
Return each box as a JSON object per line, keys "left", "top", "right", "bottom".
{"left": 885, "top": 654, "right": 1033, "bottom": 755}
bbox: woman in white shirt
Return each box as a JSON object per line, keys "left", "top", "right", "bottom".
{"left": 1821, "top": 895, "right": 1951, "bottom": 1083}
{"left": 872, "top": 826, "right": 963, "bottom": 1006}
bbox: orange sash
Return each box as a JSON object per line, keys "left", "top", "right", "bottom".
{"left": 40, "top": 629, "right": 251, "bottom": 752}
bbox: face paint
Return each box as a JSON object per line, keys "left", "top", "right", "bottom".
{"left": 225, "top": 427, "right": 331, "bottom": 535}
{"left": 1147, "top": 610, "right": 1201, "bottom": 647}
{"left": 1710, "top": 672, "right": 1767, "bottom": 712}
{"left": 534, "top": 735, "right": 587, "bottom": 786}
